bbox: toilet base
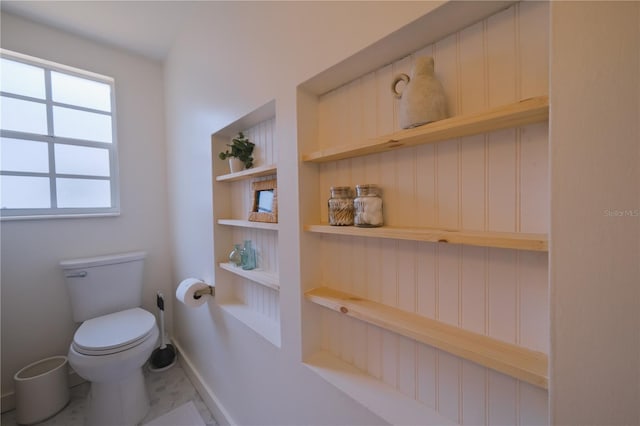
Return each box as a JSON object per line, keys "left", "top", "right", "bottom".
{"left": 86, "top": 368, "right": 149, "bottom": 426}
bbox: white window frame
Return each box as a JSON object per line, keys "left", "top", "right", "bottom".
{"left": 0, "top": 49, "right": 120, "bottom": 220}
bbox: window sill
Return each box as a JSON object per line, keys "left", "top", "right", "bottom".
{"left": 0, "top": 212, "right": 120, "bottom": 221}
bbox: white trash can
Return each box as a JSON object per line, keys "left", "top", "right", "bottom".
{"left": 14, "top": 356, "right": 70, "bottom": 425}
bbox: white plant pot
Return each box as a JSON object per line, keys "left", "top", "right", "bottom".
{"left": 229, "top": 158, "right": 244, "bottom": 173}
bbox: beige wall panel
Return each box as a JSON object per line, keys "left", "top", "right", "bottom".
{"left": 309, "top": 3, "right": 550, "bottom": 424}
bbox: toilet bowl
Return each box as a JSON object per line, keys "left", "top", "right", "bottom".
{"left": 68, "top": 308, "right": 158, "bottom": 426}
{"left": 60, "top": 252, "right": 158, "bottom": 426}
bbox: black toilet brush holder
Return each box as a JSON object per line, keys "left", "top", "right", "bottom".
{"left": 148, "top": 292, "right": 177, "bottom": 372}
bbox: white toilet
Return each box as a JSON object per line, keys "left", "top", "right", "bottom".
{"left": 60, "top": 252, "right": 159, "bottom": 426}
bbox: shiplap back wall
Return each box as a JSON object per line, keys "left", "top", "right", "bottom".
{"left": 315, "top": 3, "right": 548, "bottom": 424}
{"left": 228, "top": 117, "right": 279, "bottom": 321}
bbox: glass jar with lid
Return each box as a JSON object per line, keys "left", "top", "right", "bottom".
{"left": 328, "top": 186, "right": 354, "bottom": 226}
{"left": 354, "top": 184, "right": 383, "bottom": 227}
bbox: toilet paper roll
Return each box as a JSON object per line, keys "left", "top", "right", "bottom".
{"left": 176, "top": 278, "right": 210, "bottom": 308}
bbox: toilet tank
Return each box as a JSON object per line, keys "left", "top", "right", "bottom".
{"left": 60, "top": 252, "right": 146, "bottom": 322}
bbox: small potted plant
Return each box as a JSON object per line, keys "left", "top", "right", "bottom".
{"left": 219, "top": 132, "right": 255, "bottom": 172}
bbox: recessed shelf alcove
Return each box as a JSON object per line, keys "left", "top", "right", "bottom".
{"left": 296, "top": 2, "right": 550, "bottom": 424}
{"left": 211, "top": 99, "right": 281, "bottom": 347}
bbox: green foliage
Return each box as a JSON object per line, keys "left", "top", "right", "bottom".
{"left": 218, "top": 132, "right": 255, "bottom": 169}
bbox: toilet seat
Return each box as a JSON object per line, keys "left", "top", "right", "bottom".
{"left": 73, "top": 307, "right": 156, "bottom": 356}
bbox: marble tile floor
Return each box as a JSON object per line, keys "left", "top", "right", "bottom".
{"left": 1, "top": 361, "right": 217, "bottom": 426}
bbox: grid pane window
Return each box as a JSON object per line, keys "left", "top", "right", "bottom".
{"left": 0, "top": 176, "right": 51, "bottom": 209}
{"left": 0, "top": 58, "right": 45, "bottom": 99}
{"left": 56, "top": 178, "right": 111, "bottom": 208}
{"left": 0, "top": 50, "right": 119, "bottom": 219}
{"left": 51, "top": 71, "right": 111, "bottom": 112}
{"left": 54, "top": 144, "right": 110, "bottom": 177}
{"left": 53, "top": 106, "right": 113, "bottom": 143}
{"left": 0, "top": 138, "right": 49, "bottom": 173}
{"left": 0, "top": 96, "right": 48, "bottom": 134}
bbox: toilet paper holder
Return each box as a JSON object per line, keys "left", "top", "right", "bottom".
{"left": 176, "top": 278, "right": 215, "bottom": 307}
{"left": 193, "top": 285, "right": 215, "bottom": 299}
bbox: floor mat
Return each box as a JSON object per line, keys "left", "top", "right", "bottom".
{"left": 143, "top": 401, "right": 205, "bottom": 426}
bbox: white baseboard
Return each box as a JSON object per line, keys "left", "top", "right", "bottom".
{"left": 173, "top": 339, "right": 236, "bottom": 426}
{"left": 68, "top": 369, "right": 86, "bottom": 388}
{"left": 1, "top": 370, "right": 85, "bottom": 413}
{"left": 1, "top": 391, "right": 15, "bottom": 414}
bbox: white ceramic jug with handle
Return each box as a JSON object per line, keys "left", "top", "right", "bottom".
{"left": 391, "top": 56, "right": 448, "bottom": 129}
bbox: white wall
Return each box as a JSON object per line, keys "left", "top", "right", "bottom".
{"left": 163, "top": 2, "right": 447, "bottom": 425}
{"left": 167, "top": 1, "right": 640, "bottom": 424}
{"left": 549, "top": 2, "right": 640, "bottom": 424}
{"left": 0, "top": 12, "right": 173, "bottom": 401}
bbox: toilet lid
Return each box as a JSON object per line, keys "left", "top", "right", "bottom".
{"left": 73, "top": 308, "right": 156, "bottom": 355}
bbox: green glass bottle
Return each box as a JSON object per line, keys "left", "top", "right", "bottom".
{"left": 240, "top": 240, "right": 256, "bottom": 270}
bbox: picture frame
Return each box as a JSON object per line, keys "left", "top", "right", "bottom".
{"left": 248, "top": 178, "right": 277, "bottom": 223}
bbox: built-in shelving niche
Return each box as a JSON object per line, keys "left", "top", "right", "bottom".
{"left": 211, "top": 100, "right": 281, "bottom": 347}
{"left": 297, "top": 2, "right": 550, "bottom": 425}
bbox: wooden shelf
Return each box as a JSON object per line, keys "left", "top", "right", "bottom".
{"left": 219, "top": 262, "right": 280, "bottom": 291}
{"left": 304, "top": 351, "right": 456, "bottom": 426}
{"left": 218, "top": 219, "right": 278, "bottom": 231}
{"left": 302, "top": 96, "right": 549, "bottom": 163}
{"left": 304, "top": 224, "right": 548, "bottom": 252}
{"left": 305, "top": 287, "right": 548, "bottom": 389}
{"left": 216, "top": 164, "right": 277, "bottom": 182}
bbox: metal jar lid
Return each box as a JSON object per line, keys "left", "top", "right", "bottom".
{"left": 355, "top": 184, "right": 380, "bottom": 197}
{"left": 330, "top": 186, "right": 353, "bottom": 197}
